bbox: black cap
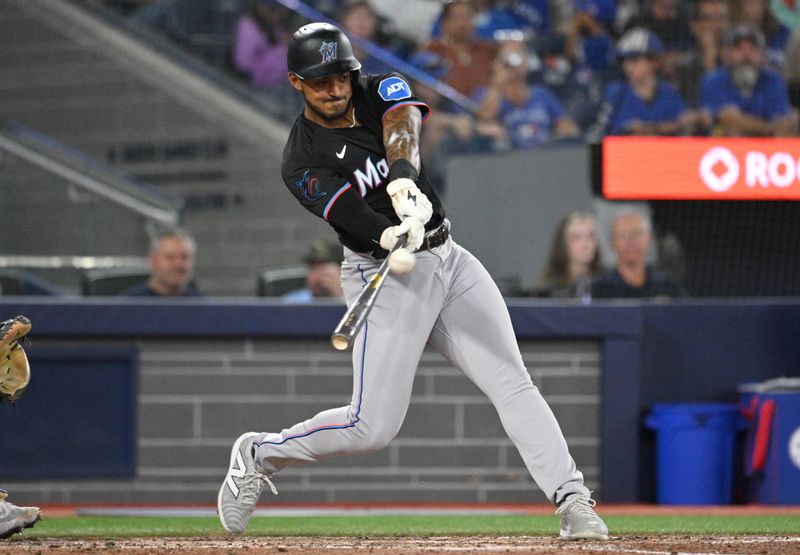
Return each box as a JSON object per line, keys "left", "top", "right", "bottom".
{"left": 287, "top": 22, "right": 362, "bottom": 80}
{"left": 724, "top": 24, "right": 766, "bottom": 50}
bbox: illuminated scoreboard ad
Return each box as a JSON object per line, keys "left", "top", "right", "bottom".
{"left": 603, "top": 137, "right": 800, "bottom": 200}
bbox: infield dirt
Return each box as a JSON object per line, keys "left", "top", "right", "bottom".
{"left": 3, "top": 535, "right": 800, "bottom": 554}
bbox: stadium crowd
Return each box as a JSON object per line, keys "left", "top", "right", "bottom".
{"left": 109, "top": 0, "right": 800, "bottom": 190}
{"left": 93, "top": 0, "right": 800, "bottom": 299}
{"left": 116, "top": 0, "right": 799, "bottom": 135}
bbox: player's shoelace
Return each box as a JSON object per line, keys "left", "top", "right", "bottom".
{"left": 556, "top": 495, "right": 597, "bottom": 517}
{"left": 239, "top": 472, "right": 278, "bottom": 505}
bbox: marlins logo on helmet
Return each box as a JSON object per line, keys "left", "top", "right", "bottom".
{"left": 319, "top": 41, "right": 338, "bottom": 63}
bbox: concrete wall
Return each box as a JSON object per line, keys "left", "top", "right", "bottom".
{"left": 4, "top": 337, "right": 601, "bottom": 505}
{"left": 444, "top": 148, "right": 596, "bottom": 293}
{"left": 0, "top": 1, "right": 328, "bottom": 296}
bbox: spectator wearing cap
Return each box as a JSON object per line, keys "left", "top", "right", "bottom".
{"left": 283, "top": 240, "right": 345, "bottom": 303}
{"left": 699, "top": 23, "right": 796, "bottom": 136}
{"left": 591, "top": 27, "right": 694, "bottom": 136}
{"left": 474, "top": 38, "right": 581, "bottom": 150}
{"left": 623, "top": 0, "right": 695, "bottom": 82}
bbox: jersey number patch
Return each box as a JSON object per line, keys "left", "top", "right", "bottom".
{"left": 378, "top": 77, "right": 412, "bottom": 101}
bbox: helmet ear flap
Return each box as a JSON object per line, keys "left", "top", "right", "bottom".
{"left": 288, "top": 22, "right": 362, "bottom": 80}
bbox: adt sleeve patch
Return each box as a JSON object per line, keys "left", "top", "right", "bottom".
{"left": 378, "top": 76, "right": 412, "bottom": 101}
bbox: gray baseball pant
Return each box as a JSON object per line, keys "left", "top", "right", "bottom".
{"left": 253, "top": 237, "right": 590, "bottom": 503}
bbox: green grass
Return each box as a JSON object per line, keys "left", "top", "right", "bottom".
{"left": 23, "top": 514, "right": 800, "bottom": 538}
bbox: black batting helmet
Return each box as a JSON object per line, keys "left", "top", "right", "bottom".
{"left": 288, "top": 23, "right": 362, "bottom": 80}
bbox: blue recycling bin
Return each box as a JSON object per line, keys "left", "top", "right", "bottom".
{"left": 739, "top": 379, "right": 800, "bottom": 504}
{"left": 646, "top": 403, "right": 743, "bottom": 505}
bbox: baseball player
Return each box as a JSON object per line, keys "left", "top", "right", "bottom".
{"left": 218, "top": 22, "right": 608, "bottom": 540}
{"left": 0, "top": 316, "right": 42, "bottom": 539}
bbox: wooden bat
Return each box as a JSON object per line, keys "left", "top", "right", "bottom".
{"left": 331, "top": 235, "right": 408, "bottom": 351}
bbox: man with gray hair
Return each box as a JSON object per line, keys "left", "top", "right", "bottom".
{"left": 592, "top": 211, "right": 684, "bottom": 298}
{"left": 123, "top": 227, "right": 203, "bottom": 297}
{"left": 699, "top": 23, "right": 796, "bottom": 136}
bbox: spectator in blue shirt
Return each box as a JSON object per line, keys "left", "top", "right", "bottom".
{"left": 593, "top": 28, "right": 694, "bottom": 136}
{"left": 700, "top": 24, "right": 796, "bottom": 136}
{"left": 563, "top": 0, "right": 618, "bottom": 74}
{"left": 475, "top": 0, "right": 553, "bottom": 40}
{"left": 431, "top": 0, "right": 552, "bottom": 41}
{"left": 283, "top": 240, "right": 344, "bottom": 304}
{"left": 474, "top": 39, "right": 581, "bottom": 150}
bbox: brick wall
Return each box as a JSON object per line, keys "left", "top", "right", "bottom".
{"left": 6, "top": 338, "right": 601, "bottom": 505}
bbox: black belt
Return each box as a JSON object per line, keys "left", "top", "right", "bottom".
{"left": 416, "top": 220, "right": 450, "bottom": 252}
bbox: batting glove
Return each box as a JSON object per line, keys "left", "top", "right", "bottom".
{"left": 386, "top": 178, "right": 433, "bottom": 225}
{"left": 380, "top": 217, "right": 425, "bottom": 252}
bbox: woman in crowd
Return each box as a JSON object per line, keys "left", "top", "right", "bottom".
{"left": 538, "top": 211, "right": 604, "bottom": 299}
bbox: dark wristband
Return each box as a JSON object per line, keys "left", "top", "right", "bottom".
{"left": 388, "top": 159, "right": 418, "bottom": 182}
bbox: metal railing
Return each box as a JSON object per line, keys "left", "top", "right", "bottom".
{"left": 0, "top": 122, "right": 182, "bottom": 225}
{"left": 0, "top": 255, "right": 148, "bottom": 271}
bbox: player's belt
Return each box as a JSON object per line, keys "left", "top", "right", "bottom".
{"left": 416, "top": 219, "right": 450, "bottom": 252}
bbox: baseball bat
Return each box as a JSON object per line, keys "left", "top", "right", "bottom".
{"left": 331, "top": 235, "right": 408, "bottom": 351}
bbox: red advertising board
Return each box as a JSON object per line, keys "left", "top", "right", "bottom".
{"left": 603, "top": 137, "right": 800, "bottom": 200}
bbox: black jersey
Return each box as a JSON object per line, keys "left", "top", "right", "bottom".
{"left": 281, "top": 72, "right": 446, "bottom": 255}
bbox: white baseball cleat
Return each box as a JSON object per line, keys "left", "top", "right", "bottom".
{"left": 556, "top": 494, "right": 609, "bottom": 540}
{"left": 217, "top": 432, "right": 277, "bottom": 534}
{"left": 0, "top": 497, "right": 42, "bottom": 540}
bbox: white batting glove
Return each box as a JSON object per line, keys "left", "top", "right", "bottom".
{"left": 379, "top": 217, "right": 425, "bottom": 252}
{"left": 386, "top": 178, "right": 433, "bottom": 225}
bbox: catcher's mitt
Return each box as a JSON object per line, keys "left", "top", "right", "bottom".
{"left": 0, "top": 315, "right": 31, "bottom": 402}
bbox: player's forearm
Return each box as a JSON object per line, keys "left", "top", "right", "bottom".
{"left": 329, "top": 198, "right": 395, "bottom": 248}
{"left": 383, "top": 105, "right": 422, "bottom": 173}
